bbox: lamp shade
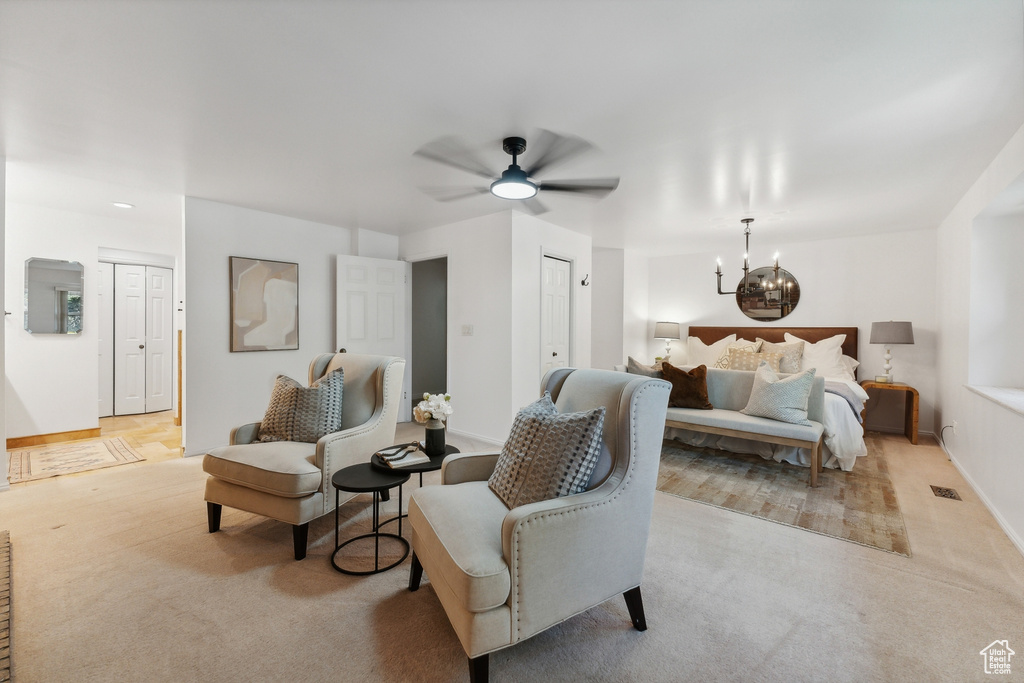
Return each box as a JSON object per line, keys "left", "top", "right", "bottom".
{"left": 870, "top": 321, "right": 914, "bottom": 345}
{"left": 654, "top": 321, "right": 681, "bottom": 340}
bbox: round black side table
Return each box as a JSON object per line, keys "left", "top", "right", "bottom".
{"left": 370, "top": 444, "right": 461, "bottom": 486}
{"left": 331, "top": 463, "right": 410, "bottom": 575}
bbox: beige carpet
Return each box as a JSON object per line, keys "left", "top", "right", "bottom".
{"left": 7, "top": 437, "right": 144, "bottom": 483}
{"left": 658, "top": 438, "right": 911, "bottom": 556}
{"left": 2, "top": 432, "right": 1024, "bottom": 681}
{"left": 0, "top": 531, "right": 8, "bottom": 683}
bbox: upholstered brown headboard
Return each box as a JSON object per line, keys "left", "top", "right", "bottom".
{"left": 688, "top": 326, "right": 859, "bottom": 361}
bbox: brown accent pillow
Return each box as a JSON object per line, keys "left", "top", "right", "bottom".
{"left": 662, "top": 362, "right": 713, "bottom": 410}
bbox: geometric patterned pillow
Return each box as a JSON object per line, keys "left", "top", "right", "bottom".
{"left": 714, "top": 339, "right": 762, "bottom": 369}
{"left": 728, "top": 348, "right": 783, "bottom": 372}
{"left": 257, "top": 369, "right": 344, "bottom": 443}
{"left": 757, "top": 339, "right": 804, "bottom": 374}
{"left": 488, "top": 396, "right": 605, "bottom": 510}
{"left": 740, "top": 363, "right": 816, "bottom": 426}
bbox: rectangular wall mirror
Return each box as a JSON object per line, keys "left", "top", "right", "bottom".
{"left": 25, "top": 257, "right": 84, "bottom": 334}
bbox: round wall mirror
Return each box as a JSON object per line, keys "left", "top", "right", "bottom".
{"left": 735, "top": 266, "right": 800, "bottom": 321}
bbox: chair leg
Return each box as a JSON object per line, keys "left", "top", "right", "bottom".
{"left": 468, "top": 654, "right": 489, "bottom": 683}
{"left": 408, "top": 552, "right": 423, "bottom": 591}
{"left": 623, "top": 586, "right": 647, "bottom": 631}
{"left": 293, "top": 523, "right": 309, "bottom": 561}
{"left": 207, "top": 502, "right": 222, "bottom": 533}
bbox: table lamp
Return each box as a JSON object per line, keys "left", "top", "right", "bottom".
{"left": 654, "top": 321, "right": 681, "bottom": 358}
{"left": 869, "top": 321, "right": 914, "bottom": 383}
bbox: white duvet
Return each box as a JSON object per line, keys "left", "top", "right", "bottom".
{"left": 665, "top": 378, "right": 869, "bottom": 472}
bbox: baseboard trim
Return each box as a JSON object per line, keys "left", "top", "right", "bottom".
{"left": 445, "top": 428, "right": 503, "bottom": 448}
{"left": 946, "top": 446, "right": 1024, "bottom": 559}
{"left": 6, "top": 428, "right": 102, "bottom": 449}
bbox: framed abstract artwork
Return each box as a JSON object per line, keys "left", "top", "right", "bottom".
{"left": 229, "top": 256, "right": 299, "bottom": 352}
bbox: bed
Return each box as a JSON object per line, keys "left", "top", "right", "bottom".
{"left": 667, "top": 325, "right": 869, "bottom": 472}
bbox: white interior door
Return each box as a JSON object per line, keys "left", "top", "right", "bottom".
{"left": 97, "top": 262, "right": 114, "bottom": 418}
{"left": 145, "top": 266, "right": 173, "bottom": 412}
{"left": 541, "top": 256, "right": 571, "bottom": 378}
{"left": 336, "top": 255, "right": 412, "bottom": 422}
{"left": 114, "top": 264, "right": 147, "bottom": 415}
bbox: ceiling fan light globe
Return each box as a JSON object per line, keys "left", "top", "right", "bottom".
{"left": 490, "top": 179, "right": 538, "bottom": 199}
{"left": 490, "top": 164, "right": 538, "bottom": 199}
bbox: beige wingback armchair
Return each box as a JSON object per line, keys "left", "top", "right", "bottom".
{"left": 407, "top": 367, "right": 671, "bottom": 682}
{"left": 203, "top": 353, "right": 405, "bottom": 560}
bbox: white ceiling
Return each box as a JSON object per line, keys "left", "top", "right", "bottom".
{"left": 2, "top": 1, "right": 1022, "bottom": 254}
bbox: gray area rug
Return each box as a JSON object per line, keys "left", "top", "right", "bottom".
{"left": 8, "top": 437, "right": 144, "bottom": 483}
{"left": 658, "top": 438, "right": 911, "bottom": 556}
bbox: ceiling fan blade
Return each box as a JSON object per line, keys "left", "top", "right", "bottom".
{"left": 517, "top": 197, "right": 549, "bottom": 215}
{"left": 414, "top": 136, "right": 497, "bottom": 180}
{"left": 523, "top": 130, "right": 593, "bottom": 177}
{"left": 419, "top": 185, "right": 490, "bottom": 202}
{"left": 538, "top": 178, "right": 620, "bottom": 197}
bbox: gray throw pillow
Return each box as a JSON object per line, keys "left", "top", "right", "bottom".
{"left": 488, "top": 394, "right": 605, "bottom": 509}
{"left": 757, "top": 339, "right": 804, "bottom": 374}
{"left": 627, "top": 356, "right": 663, "bottom": 378}
{"left": 257, "top": 369, "right": 344, "bottom": 443}
{"left": 740, "top": 362, "right": 815, "bottom": 426}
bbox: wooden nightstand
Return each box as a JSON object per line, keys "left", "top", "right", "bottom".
{"left": 860, "top": 380, "right": 919, "bottom": 445}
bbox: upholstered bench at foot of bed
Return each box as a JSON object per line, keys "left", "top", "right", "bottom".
{"left": 665, "top": 408, "right": 825, "bottom": 486}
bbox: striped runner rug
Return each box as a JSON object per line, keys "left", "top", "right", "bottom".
{"left": 8, "top": 437, "right": 145, "bottom": 483}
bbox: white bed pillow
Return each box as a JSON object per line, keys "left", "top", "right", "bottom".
{"left": 686, "top": 334, "right": 736, "bottom": 367}
{"left": 784, "top": 332, "right": 851, "bottom": 380}
{"left": 841, "top": 355, "right": 860, "bottom": 379}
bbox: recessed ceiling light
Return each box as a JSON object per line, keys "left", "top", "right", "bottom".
{"left": 112, "top": 202, "right": 134, "bottom": 209}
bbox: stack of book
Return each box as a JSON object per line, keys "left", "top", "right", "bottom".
{"left": 376, "top": 443, "right": 430, "bottom": 468}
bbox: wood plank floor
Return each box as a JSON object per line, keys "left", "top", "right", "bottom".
{"left": 6, "top": 410, "right": 183, "bottom": 480}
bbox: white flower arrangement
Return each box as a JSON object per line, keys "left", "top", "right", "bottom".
{"left": 413, "top": 392, "right": 453, "bottom": 424}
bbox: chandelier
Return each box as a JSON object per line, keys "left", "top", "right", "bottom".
{"left": 714, "top": 218, "right": 798, "bottom": 319}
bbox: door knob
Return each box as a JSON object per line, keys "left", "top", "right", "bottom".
{"left": 552, "top": 352, "right": 557, "bottom": 357}
{"left": 139, "top": 344, "right": 145, "bottom": 349}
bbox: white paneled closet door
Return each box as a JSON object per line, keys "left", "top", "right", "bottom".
{"left": 145, "top": 266, "right": 173, "bottom": 412}
{"left": 97, "top": 262, "right": 115, "bottom": 418}
{"left": 114, "top": 264, "right": 148, "bottom": 415}
{"left": 336, "top": 255, "right": 412, "bottom": 422}
{"left": 541, "top": 256, "right": 571, "bottom": 378}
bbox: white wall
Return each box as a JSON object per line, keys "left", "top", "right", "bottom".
{"left": 936, "top": 121, "right": 1024, "bottom": 555}
{"left": 591, "top": 247, "right": 625, "bottom": 370}
{"left": 5, "top": 197, "right": 181, "bottom": 439}
{"left": 182, "top": 198, "right": 357, "bottom": 455}
{"left": 401, "top": 210, "right": 592, "bottom": 443}
{"left": 969, "top": 214, "right": 1024, "bottom": 387}
{"left": 646, "top": 229, "right": 938, "bottom": 434}
{"left": 354, "top": 228, "right": 399, "bottom": 260}
{"left": 622, "top": 249, "right": 650, "bottom": 363}
{"left": 1, "top": 158, "right": 7, "bottom": 489}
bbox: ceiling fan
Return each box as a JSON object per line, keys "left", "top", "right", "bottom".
{"left": 414, "top": 130, "right": 619, "bottom": 215}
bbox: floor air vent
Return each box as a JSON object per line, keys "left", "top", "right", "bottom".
{"left": 930, "top": 485, "right": 962, "bottom": 501}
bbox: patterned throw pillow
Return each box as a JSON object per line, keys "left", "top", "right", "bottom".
{"left": 757, "top": 339, "right": 804, "bottom": 374}
{"left": 740, "top": 363, "right": 816, "bottom": 426}
{"left": 728, "top": 348, "right": 783, "bottom": 372}
{"left": 661, "top": 362, "right": 713, "bottom": 409}
{"left": 714, "top": 339, "right": 763, "bottom": 369}
{"left": 257, "top": 369, "right": 344, "bottom": 443}
{"left": 488, "top": 394, "right": 605, "bottom": 509}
